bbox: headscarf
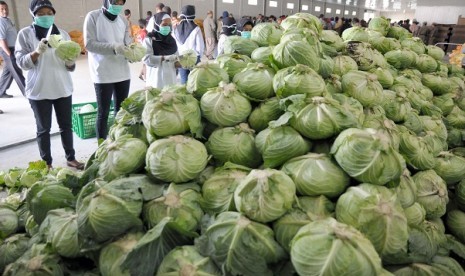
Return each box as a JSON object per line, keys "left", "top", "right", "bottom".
{"left": 236, "top": 17, "right": 253, "bottom": 34}
{"left": 29, "top": 0, "right": 60, "bottom": 41}
{"left": 147, "top": 12, "right": 177, "bottom": 56}
{"left": 101, "top": 0, "right": 126, "bottom": 21}
{"left": 174, "top": 5, "right": 197, "bottom": 44}
{"left": 221, "top": 17, "right": 236, "bottom": 36}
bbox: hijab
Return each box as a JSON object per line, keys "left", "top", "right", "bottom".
{"left": 101, "top": 0, "right": 126, "bottom": 21}
{"left": 221, "top": 17, "right": 236, "bottom": 36}
{"left": 174, "top": 5, "right": 197, "bottom": 44}
{"left": 29, "top": 0, "right": 60, "bottom": 41}
{"left": 236, "top": 17, "right": 253, "bottom": 35}
{"left": 148, "top": 12, "right": 177, "bottom": 55}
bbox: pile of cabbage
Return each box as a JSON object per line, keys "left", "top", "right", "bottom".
{"left": 2, "top": 13, "right": 465, "bottom": 275}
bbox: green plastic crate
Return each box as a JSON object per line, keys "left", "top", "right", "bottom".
{"left": 72, "top": 102, "right": 114, "bottom": 139}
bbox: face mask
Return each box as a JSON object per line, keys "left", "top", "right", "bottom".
{"left": 241, "top": 31, "right": 251, "bottom": 39}
{"left": 107, "top": 4, "right": 123, "bottom": 15}
{"left": 158, "top": 26, "right": 171, "bottom": 36}
{"left": 34, "top": 15, "right": 54, "bottom": 28}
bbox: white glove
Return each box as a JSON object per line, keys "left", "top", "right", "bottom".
{"left": 114, "top": 44, "right": 127, "bottom": 56}
{"left": 164, "top": 54, "right": 178, "bottom": 62}
{"left": 35, "top": 38, "right": 48, "bottom": 54}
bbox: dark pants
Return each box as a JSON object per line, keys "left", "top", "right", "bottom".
{"left": 94, "top": 80, "right": 130, "bottom": 139}
{"left": 179, "top": 56, "right": 201, "bottom": 84}
{"left": 0, "top": 47, "right": 25, "bottom": 96}
{"left": 29, "top": 96, "right": 75, "bottom": 165}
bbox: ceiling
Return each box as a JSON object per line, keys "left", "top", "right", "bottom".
{"left": 317, "top": 0, "right": 417, "bottom": 12}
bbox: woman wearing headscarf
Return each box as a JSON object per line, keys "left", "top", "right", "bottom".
{"left": 236, "top": 17, "right": 254, "bottom": 39}
{"left": 217, "top": 17, "right": 236, "bottom": 56}
{"left": 83, "top": 0, "right": 132, "bottom": 141}
{"left": 15, "top": 0, "right": 84, "bottom": 169}
{"left": 142, "top": 12, "right": 178, "bottom": 89}
{"left": 172, "top": 5, "right": 205, "bottom": 84}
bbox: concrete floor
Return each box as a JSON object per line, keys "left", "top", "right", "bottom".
{"left": 0, "top": 55, "right": 147, "bottom": 171}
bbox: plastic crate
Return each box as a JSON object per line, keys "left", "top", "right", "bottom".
{"left": 72, "top": 102, "right": 114, "bottom": 139}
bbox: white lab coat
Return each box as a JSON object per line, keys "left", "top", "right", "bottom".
{"left": 172, "top": 26, "right": 205, "bottom": 57}
{"left": 142, "top": 37, "right": 177, "bottom": 89}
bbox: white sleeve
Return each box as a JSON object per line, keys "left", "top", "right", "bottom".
{"left": 194, "top": 27, "right": 205, "bottom": 57}
{"left": 84, "top": 12, "right": 116, "bottom": 55}
{"left": 146, "top": 17, "right": 155, "bottom": 33}
{"left": 14, "top": 29, "right": 36, "bottom": 70}
{"left": 142, "top": 37, "right": 162, "bottom": 67}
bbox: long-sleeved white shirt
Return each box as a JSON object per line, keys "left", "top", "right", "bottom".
{"left": 84, "top": 10, "right": 132, "bottom": 84}
{"left": 172, "top": 26, "right": 205, "bottom": 57}
{"left": 142, "top": 37, "right": 177, "bottom": 89}
{"left": 15, "top": 27, "right": 73, "bottom": 100}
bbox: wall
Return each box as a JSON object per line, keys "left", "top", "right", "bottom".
{"left": 379, "top": 10, "right": 416, "bottom": 23}
{"left": 414, "top": 6, "right": 465, "bottom": 25}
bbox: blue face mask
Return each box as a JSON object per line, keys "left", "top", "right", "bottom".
{"left": 107, "top": 4, "right": 123, "bottom": 15}
{"left": 158, "top": 26, "right": 171, "bottom": 36}
{"left": 241, "top": 31, "right": 251, "bottom": 39}
{"left": 34, "top": 15, "right": 55, "bottom": 28}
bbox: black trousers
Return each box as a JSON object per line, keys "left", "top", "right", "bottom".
{"left": 29, "top": 96, "right": 75, "bottom": 165}
{"left": 94, "top": 79, "right": 130, "bottom": 140}
{"left": 0, "top": 47, "right": 25, "bottom": 96}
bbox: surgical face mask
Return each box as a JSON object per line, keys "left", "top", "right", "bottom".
{"left": 158, "top": 26, "right": 171, "bottom": 36}
{"left": 241, "top": 31, "right": 251, "bottom": 39}
{"left": 34, "top": 15, "right": 54, "bottom": 28}
{"left": 107, "top": 4, "right": 123, "bottom": 15}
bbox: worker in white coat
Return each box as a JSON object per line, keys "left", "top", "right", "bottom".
{"left": 143, "top": 12, "right": 178, "bottom": 89}
{"left": 83, "top": 0, "right": 132, "bottom": 140}
{"left": 172, "top": 5, "right": 205, "bottom": 84}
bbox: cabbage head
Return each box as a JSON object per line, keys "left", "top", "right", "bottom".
{"left": 447, "top": 209, "right": 465, "bottom": 243}
{"left": 0, "top": 208, "right": 17, "bottom": 239}
{"left": 234, "top": 169, "right": 295, "bottom": 223}
{"left": 332, "top": 55, "right": 358, "bottom": 76}
{"left": 320, "top": 30, "right": 344, "bottom": 51}
{"left": 401, "top": 37, "right": 426, "bottom": 55}
{"left": 457, "top": 180, "right": 465, "bottom": 211}
{"left": 146, "top": 135, "right": 208, "bottom": 183}
{"left": 55, "top": 40, "right": 81, "bottom": 61}
{"left": 412, "top": 170, "right": 448, "bottom": 219}
{"left": 109, "top": 123, "right": 148, "bottom": 144}
{"left": 255, "top": 125, "right": 311, "bottom": 168}
{"left": 342, "top": 27, "right": 369, "bottom": 42}
{"left": 420, "top": 115, "right": 448, "bottom": 142}
{"left": 341, "top": 71, "right": 384, "bottom": 107}
{"left": 422, "top": 73, "right": 452, "bottom": 95}
{"left": 143, "top": 183, "right": 203, "bottom": 232}
{"left": 336, "top": 184, "right": 409, "bottom": 257}
{"left": 142, "top": 90, "right": 202, "bottom": 138}
{"left": 381, "top": 90, "right": 411, "bottom": 123}
{"left": 369, "top": 37, "right": 401, "bottom": 54}
{"left": 273, "top": 196, "right": 334, "bottom": 252}
{"left": 318, "top": 54, "right": 334, "bottom": 78}
{"left": 233, "top": 63, "right": 275, "bottom": 100}
{"left": 186, "top": 62, "right": 229, "bottom": 98}
{"left": 157, "top": 246, "right": 221, "bottom": 276}
{"left": 200, "top": 164, "right": 249, "bottom": 214}
{"left": 416, "top": 54, "right": 439, "bottom": 73}
{"left": 368, "top": 17, "right": 390, "bottom": 35}
{"left": 426, "top": 45, "right": 445, "bottom": 60}
{"left": 200, "top": 82, "right": 252, "bottom": 127}
{"left": 285, "top": 95, "right": 360, "bottom": 140}
{"left": 216, "top": 53, "right": 251, "bottom": 80}
{"left": 282, "top": 153, "right": 349, "bottom": 198}
{"left": 248, "top": 97, "right": 284, "bottom": 132}
{"left": 386, "top": 169, "right": 417, "bottom": 208}
{"left": 332, "top": 93, "right": 365, "bottom": 125}
{"left": 251, "top": 22, "right": 283, "bottom": 46}
{"left": 433, "top": 151, "right": 465, "bottom": 185}
{"left": 272, "top": 39, "right": 320, "bottom": 71}
{"left": 432, "top": 94, "right": 455, "bottom": 116}
{"left": 280, "top": 13, "right": 322, "bottom": 35}
{"left": 385, "top": 49, "right": 417, "bottom": 69}
{"left": 273, "top": 64, "right": 326, "bottom": 99}
{"left": 343, "top": 41, "right": 378, "bottom": 71}
{"left": 0, "top": 234, "right": 29, "bottom": 272}
{"left": 391, "top": 263, "right": 445, "bottom": 276}
{"left": 96, "top": 135, "right": 147, "bottom": 181}
{"left": 404, "top": 203, "right": 426, "bottom": 226}
{"left": 196, "top": 212, "right": 286, "bottom": 276}
{"left": 325, "top": 74, "right": 342, "bottom": 94}
{"left": 250, "top": 46, "right": 274, "bottom": 68}
{"left": 123, "top": 42, "right": 145, "bottom": 63}
{"left": 291, "top": 218, "right": 386, "bottom": 276}
{"left": 206, "top": 123, "right": 262, "bottom": 168}
{"left": 387, "top": 26, "right": 413, "bottom": 40}
{"left": 369, "top": 68, "right": 394, "bottom": 89}
{"left": 446, "top": 106, "right": 465, "bottom": 128}
{"left": 2, "top": 244, "right": 64, "bottom": 276}
{"left": 76, "top": 178, "right": 143, "bottom": 242}
{"left": 399, "top": 132, "right": 439, "bottom": 170}
{"left": 38, "top": 208, "right": 79, "bottom": 258}
{"left": 331, "top": 128, "right": 406, "bottom": 185}
{"left": 99, "top": 232, "right": 144, "bottom": 276}
{"left": 223, "top": 36, "right": 259, "bottom": 56}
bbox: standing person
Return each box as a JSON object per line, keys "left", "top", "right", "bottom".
{"left": 418, "top": 22, "right": 430, "bottom": 44}
{"left": 428, "top": 23, "right": 439, "bottom": 45}
{"left": 147, "top": 3, "right": 165, "bottom": 32}
{"left": 217, "top": 17, "right": 236, "bottom": 56}
{"left": 410, "top": 20, "right": 420, "bottom": 37}
{"left": 203, "top": 10, "right": 217, "bottom": 60}
{"left": 137, "top": 18, "right": 148, "bottom": 81}
{"left": 15, "top": 0, "right": 84, "bottom": 169}
{"left": 0, "top": 1, "right": 25, "bottom": 98}
{"left": 172, "top": 5, "right": 205, "bottom": 84}
{"left": 334, "top": 16, "right": 342, "bottom": 34}
{"left": 142, "top": 13, "right": 177, "bottom": 89}
{"left": 146, "top": 11, "right": 152, "bottom": 23}
{"left": 84, "top": 0, "right": 132, "bottom": 141}
{"left": 124, "top": 9, "right": 133, "bottom": 38}
{"left": 236, "top": 17, "right": 253, "bottom": 38}
{"left": 171, "top": 11, "right": 180, "bottom": 27}
{"left": 162, "top": 6, "right": 171, "bottom": 17}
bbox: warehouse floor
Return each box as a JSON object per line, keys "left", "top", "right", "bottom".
{"left": 0, "top": 55, "right": 147, "bottom": 171}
